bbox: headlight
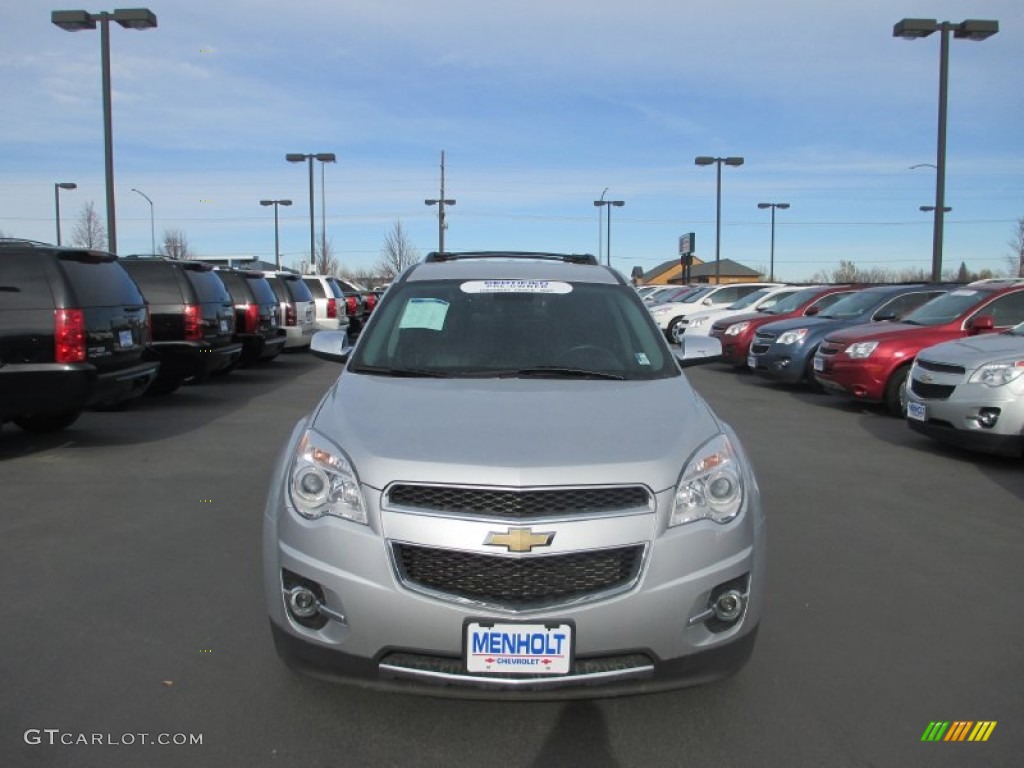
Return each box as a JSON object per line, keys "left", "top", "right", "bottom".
{"left": 777, "top": 328, "right": 808, "bottom": 345}
{"left": 725, "top": 321, "right": 749, "bottom": 336}
{"left": 650, "top": 306, "right": 671, "bottom": 315}
{"left": 289, "top": 429, "right": 367, "bottom": 524}
{"left": 845, "top": 341, "right": 879, "bottom": 359}
{"left": 689, "top": 317, "right": 708, "bottom": 328}
{"left": 671, "top": 434, "right": 744, "bottom": 527}
{"left": 969, "top": 360, "right": 1024, "bottom": 387}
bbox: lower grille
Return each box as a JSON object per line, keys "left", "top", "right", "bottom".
{"left": 910, "top": 380, "right": 957, "bottom": 400}
{"left": 392, "top": 543, "right": 644, "bottom": 610}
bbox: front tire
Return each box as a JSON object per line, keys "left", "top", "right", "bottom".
{"left": 884, "top": 364, "right": 911, "bottom": 417}
{"left": 13, "top": 410, "right": 81, "bottom": 433}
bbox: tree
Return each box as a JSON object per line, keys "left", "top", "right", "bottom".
{"left": 375, "top": 220, "right": 421, "bottom": 279}
{"left": 314, "top": 236, "right": 339, "bottom": 276}
{"left": 956, "top": 262, "right": 970, "bottom": 283}
{"left": 69, "top": 201, "right": 106, "bottom": 250}
{"left": 161, "top": 228, "right": 191, "bottom": 260}
{"left": 1006, "top": 216, "right": 1024, "bottom": 278}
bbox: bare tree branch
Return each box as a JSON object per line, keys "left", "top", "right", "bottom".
{"left": 375, "top": 220, "right": 421, "bottom": 279}
{"left": 161, "top": 228, "right": 191, "bottom": 260}
{"left": 69, "top": 201, "right": 107, "bottom": 250}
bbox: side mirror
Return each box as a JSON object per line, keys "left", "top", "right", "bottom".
{"left": 674, "top": 336, "right": 722, "bottom": 368}
{"left": 702, "top": 298, "right": 713, "bottom": 306}
{"left": 967, "top": 315, "right": 995, "bottom": 333}
{"left": 874, "top": 310, "right": 898, "bottom": 321}
{"left": 805, "top": 305, "right": 821, "bottom": 316}
{"left": 310, "top": 330, "right": 352, "bottom": 363}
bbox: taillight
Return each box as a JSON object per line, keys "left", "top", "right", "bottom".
{"left": 183, "top": 303, "right": 203, "bottom": 341}
{"left": 365, "top": 294, "right": 377, "bottom": 312}
{"left": 326, "top": 298, "right": 337, "bottom": 318}
{"left": 285, "top": 303, "right": 296, "bottom": 326}
{"left": 245, "top": 303, "right": 260, "bottom": 334}
{"left": 55, "top": 308, "right": 86, "bottom": 363}
{"left": 346, "top": 296, "right": 357, "bottom": 316}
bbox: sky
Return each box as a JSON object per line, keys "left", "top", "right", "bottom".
{"left": 2, "top": 0, "right": 1022, "bottom": 282}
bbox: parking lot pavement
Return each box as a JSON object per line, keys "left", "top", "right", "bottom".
{"left": 1, "top": 357, "right": 1021, "bottom": 768}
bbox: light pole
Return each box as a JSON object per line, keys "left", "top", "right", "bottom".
{"left": 425, "top": 150, "right": 456, "bottom": 254}
{"left": 593, "top": 199, "right": 624, "bottom": 267}
{"left": 260, "top": 199, "right": 293, "bottom": 270}
{"left": 596, "top": 187, "right": 608, "bottom": 261}
{"left": 695, "top": 156, "right": 744, "bottom": 283}
{"left": 131, "top": 188, "right": 154, "bottom": 254}
{"left": 52, "top": 8, "right": 158, "bottom": 255}
{"left": 286, "top": 152, "right": 335, "bottom": 269}
{"left": 757, "top": 202, "right": 790, "bottom": 282}
{"left": 894, "top": 17, "right": 998, "bottom": 282}
{"left": 54, "top": 182, "right": 77, "bottom": 246}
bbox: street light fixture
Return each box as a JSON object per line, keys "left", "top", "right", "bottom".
{"left": 130, "top": 188, "right": 154, "bottom": 254}
{"left": 54, "top": 182, "right": 77, "bottom": 246}
{"left": 592, "top": 199, "right": 625, "bottom": 267}
{"left": 596, "top": 187, "right": 608, "bottom": 261}
{"left": 894, "top": 17, "right": 998, "bottom": 282}
{"left": 425, "top": 150, "right": 456, "bottom": 254}
{"left": 757, "top": 202, "right": 790, "bottom": 282}
{"left": 920, "top": 205, "right": 952, "bottom": 212}
{"left": 695, "top": 156, "right": 744, "bottom": 283}
{"left": 260, "top": 199, "right": 293, "bottom": 270}
{"left": 52, "top": 8, "right": 158, "bottom": 255}
{"left": 286, "top": 152, "right": 335, "bottom": 268}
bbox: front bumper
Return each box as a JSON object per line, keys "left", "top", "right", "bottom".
{"left": 263, "top": 479, "right": 765, "bottom": 698}
{"left": 813, "top": 357, "right": 887, "bottom": 401}
{"left": 906, "top": 386, "right": 1024, "bottom": 457}
{"left": 282, "top": 324, "right": 316, "bottom": 348}
{"left": 749, "top": 348, "right": 806, "bottom": 383}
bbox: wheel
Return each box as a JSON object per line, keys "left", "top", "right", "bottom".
{"left": 666, "top": 317, "right": 683, "bottom": 343}
{"left": 884, "top": 364, "right": 911, "bottom": 417}
{"left": 803, "top": 347, "right": 824, "bottom": 392}
{"left": 12, "top": 410, "right": 81, "bottom": 433}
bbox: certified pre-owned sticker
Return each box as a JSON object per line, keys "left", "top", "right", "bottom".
{"left": 460, "top": 280, "right": 573, "bottom": 294}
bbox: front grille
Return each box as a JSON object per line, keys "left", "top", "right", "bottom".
{"left": 750, "top": 342, "right": 770, "bottom": 354}
{"left": 392, "top": 543, "right": 644, "bottom": 610}
{"left": 818, "top": 342, "right": 842, "bottom": 357}
{"left": 917, "top": 359, "right": 966, "bottom": 375}
{"left": 910, "top": 379, "right": 956, "bottom": 400}
{"left": 386, "top": 484, "right": 651, "bottom": 519}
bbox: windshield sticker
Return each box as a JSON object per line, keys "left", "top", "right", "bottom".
{"left": 399, "top": 298, "right": 449, "bottom": 330}
{"left": 460, "top": 280, "right": 573, "bottom": 294}
{"left": 635, "top": 352, "right": 651, "bottom": 366}
{"left": 950, "top": 290, "right": 978, "bottom": 297}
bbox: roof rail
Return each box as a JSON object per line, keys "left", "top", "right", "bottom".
{"left": 966, "top": 277, "right": 1024, "bottom": 286}
{"left": 424, "top": 251, "right": 599, "bottom": 265}
{"left": 0, "top": 237, "right": 58, "bottom": 248}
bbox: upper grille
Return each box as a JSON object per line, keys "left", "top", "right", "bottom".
{"left": 818, "top": 341, "right": 842, "bottom": 357}
{"left": 386, "top": 484, "right": 651, "bottom": 519}
{"left": 392, "top": 543, "right": 645, "bottom": 610}
{"left": 917, "top": 359, "right": 966, "bottom": 375}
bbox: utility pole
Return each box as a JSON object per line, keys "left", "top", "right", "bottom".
{"left": 425, "top": 150, "right": 456, "bottom": 254}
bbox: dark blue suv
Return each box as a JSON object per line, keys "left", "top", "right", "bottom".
{"left": 747, "top": 284, "right": 951, "bottom": 389}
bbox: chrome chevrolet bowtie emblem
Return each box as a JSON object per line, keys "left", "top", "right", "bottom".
{"left": 920, "top": 373, "right": 934, "bottom": 383}
{"left": 484, "top": 527, "right": 555, "bottom": 553}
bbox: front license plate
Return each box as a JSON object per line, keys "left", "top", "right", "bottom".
{"left": 907, "top": 401, "right": 926, "bottom": 422}
{"left": 813, "top": 356, "right": 824, "bottom": 372}
{"left": 747, "top": 353, "right": 756, "bottom": 369}
{"left": 465, "top": 621, "right": 573, "bottom": 675}
{"left": 219, "top": 319, "right": 229, "bottom": 333}
{"left": 118, "top": 329, "right": 133, "bottom": 348}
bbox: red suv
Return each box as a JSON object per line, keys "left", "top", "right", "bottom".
{"left": 710, "top": 285, "right": 862, "bottom": 366}
{"left": 813, "top": 280, "right": 1024, "bottom": 415}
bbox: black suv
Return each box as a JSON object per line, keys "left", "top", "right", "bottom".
{"left": 215, "top": 268, "right": 287, "bottom": 366}
{"left": 0, "top": 239, "right": 159, "bottom": 432}
{"left": 120, "top": 257, "right": 242, "bottom": 394}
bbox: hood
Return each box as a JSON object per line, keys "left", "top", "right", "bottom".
{"left": 758, "top": 315, "right": 832, "bottom": 335}
{"left": 823, "top": 321, "right": 958, "bottom": 345}
{"left": 917, "top": 332, "right": 1024, "bottom": 369}
{"left": 311, "top": 373, "right": 721, "bottom": 492}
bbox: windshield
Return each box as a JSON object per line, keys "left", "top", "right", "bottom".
{"left": 649, "top": 286, "right": 698, "bottom": 305}
{"left": 817, "top": 289, "right": 887, "bottom": 319}
{"left": 763, "top": 287, "right": 828, "bottom": 315}
{"left": 350, "top": 278, "right": 679, "bottom": 380}
{"left": 900, "top": 289, "right": 988, "bottom": 326}
{"left": 727, "top": 287, "right": 773, "bottom": 310}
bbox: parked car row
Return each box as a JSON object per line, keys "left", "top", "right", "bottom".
{"left": 654, "top": 277, "right": 1024, "bottom": 457}
{"left": 0, "top": 239, "right": 363, "bottom": 433}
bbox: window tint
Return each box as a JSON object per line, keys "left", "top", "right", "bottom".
{"left": 970, "top": 290, "right": 1024, "bottom": 327}
{"left": 282, "top": 277, "right": 314, "bottom": 302}
{"left": 215, "top": 270, "right": 251, "bottom": 302}
{"left": 0, "top": 254, "right": 54, "bottom": 309}
{"left": 325, "top": 278, "right": 344, "bottom": 298}
{"left": 807, "top": 291, "right": 854, "bottom": 313}
{"left": 184, "top": 268, "right": 231, "bottom": 303}
{"left": 873, "top": 291, "right": 943, "bottom": 320}
{"left": 118, "top": 262, "right": 184, "bottom": 304}
{"left": 246, "top": 275, "right": 278, "bottom": 305}
{"left": 902, "top": 289, "right": 994, "bottom": 326}
{"left": 303, "top": 278, "right": 327, "bottom": 299}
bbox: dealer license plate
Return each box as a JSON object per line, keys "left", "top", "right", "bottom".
{"left": 747, "top": 353, "right": 756, "bottom": 369}
{"left": 118, "top": 329, "right": 133, "bottom": 348}
{"left": 813, "top": 356, "right": 824, "bottom": 372}
{"left": 907, "top": 401, "right": 926, "bottom": 422}
{"left": 219, "top": 319, "right": 229, "bottom": 333}
{"left": 465, "top": 620, "right": 573, "bottom": 675}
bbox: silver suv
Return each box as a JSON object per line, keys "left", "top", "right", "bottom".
{"left": 263, "top": 252, "right": 765, "bottom": 697}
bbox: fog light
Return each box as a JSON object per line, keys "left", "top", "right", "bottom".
{"left": 977, "top": 408, "right": 1000, "bottom": 428}
{"left": 287, "top": 586, "right": 320, "bottom": 618}
{"left": 712, "top": 589, "right": 745, "bottom": 622}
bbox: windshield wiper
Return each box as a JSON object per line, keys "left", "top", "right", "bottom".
{"left": 485, "top": 366, "right": 625, "bottom": 380}
{"left": 349, "top": 364, "right": 452, "bottom": 378}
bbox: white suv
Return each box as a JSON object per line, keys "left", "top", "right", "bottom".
{"left": 649, "top": 282, "right": 783, "bottom": 341}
